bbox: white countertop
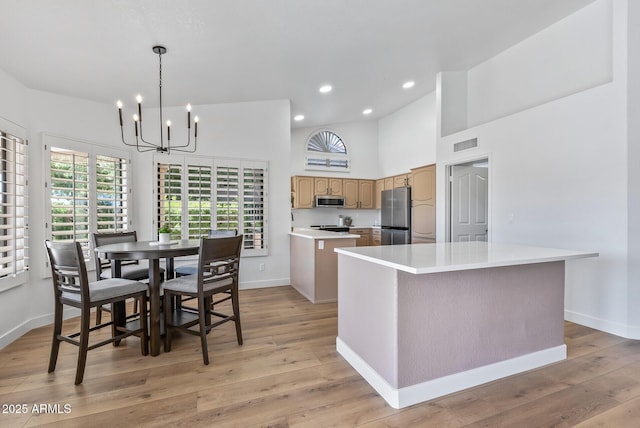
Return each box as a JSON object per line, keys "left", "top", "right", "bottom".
{"left": 290, "top": 228, "right": 360, "bottom": 240}
{"left": 334, "top": 241, "right": 598, "bottom": 274}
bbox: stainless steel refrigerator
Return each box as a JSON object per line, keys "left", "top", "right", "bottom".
{"left": 381, "top": 187, "right": 411, "bottom": 245}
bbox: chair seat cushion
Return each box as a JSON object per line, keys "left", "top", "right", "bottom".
{"left": 62, "top": 278, "right": 148, "bottom": 304}
{"left": 163, "top": 275, "right": 232, "bottom": 294}
{"left": 100, "top": 260, "right": 164, "bottom": 281}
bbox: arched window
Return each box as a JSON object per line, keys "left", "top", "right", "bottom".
{"left": 304, "top": 130, "right": 350, "bottom": 171}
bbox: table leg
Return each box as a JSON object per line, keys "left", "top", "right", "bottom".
{"left": 110, "top": 260, "right": 124, "bottom": 346}
{"left": 148, "top": 258, "right": 162, "bottom": 356}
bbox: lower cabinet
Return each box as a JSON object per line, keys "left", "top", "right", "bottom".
{"left": 349, "top": 228, "right": 372, "bottom": 246}
{"left": 372, "top": 228, "right": 381, "bottom": 246}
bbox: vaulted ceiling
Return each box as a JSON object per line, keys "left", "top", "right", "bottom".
{"left": 0, "top": 0, "right": 595, "bottom": 128}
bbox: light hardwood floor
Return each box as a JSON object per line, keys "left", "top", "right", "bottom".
{"left": 1, "top": 286, "right": 640, "bottom": 427}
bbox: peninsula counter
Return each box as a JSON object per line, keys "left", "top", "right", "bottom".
{"left": 334, "top": 241, "right": 597, "bottom": 409}
{"left": 289, "top": 228, "right": 359, "bottom": 303}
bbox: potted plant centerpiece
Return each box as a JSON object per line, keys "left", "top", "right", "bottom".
{"left": 158, "top": 224, "right": 172, "bottom": 244}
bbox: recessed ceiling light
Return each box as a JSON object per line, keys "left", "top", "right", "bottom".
{"left": 294, "top": 114, "right": 305, "bottom": 121}
{"left": 319, "top": 85, "right": 333, "bottom": 93}
{"left": 362, "top": 108, "right": 373, "bottom": 115}
{"left": 402, "top": 81, "right": 415, "bottom": 89}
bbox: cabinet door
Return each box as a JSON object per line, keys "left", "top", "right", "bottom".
{"left": 293, "top": 176, "right": 314, "bottom": 208}
{"left": 410, "top": 164, "right": 436, "bottom": 240}
{"left": 343, "top": 179, "right": 359, "bottom": 208}
{"left": 329, "top": 178, "right": 343, "bottom": 196}
{"left": 394, "top": 174, "right": 408, "bottom": 188}
{"left": 384, "top": 177, "right": 394, "bottom": 190}
{"left": 358, "top": 180, "right": 375, "bottom": 209}
{"left": 314, "top": 177, "right": 329, "bottom": 195}
{"left": 372, "top": 229, "right": 381, "bottom": 246}
{"left": 350, "top": 228, "right": 371, "bottom": 246}
{"left": 375, "top": 179, "right": 384, "bottom": 209}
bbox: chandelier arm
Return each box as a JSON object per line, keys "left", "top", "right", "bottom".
{"left": 120, "top": 124, "right": 158, "bottom": 150}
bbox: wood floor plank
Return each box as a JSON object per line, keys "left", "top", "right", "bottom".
{"left": 1, "top": 286, "right": 639, "bottom": 428}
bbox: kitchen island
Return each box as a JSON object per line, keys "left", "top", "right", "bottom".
{"left": 334, "top": 241, "right": 597, "bottom": 409}
{"left": 289, "top": 228, "right": 359, "bottom": 303}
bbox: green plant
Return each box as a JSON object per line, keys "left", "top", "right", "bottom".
{"left": 158, "top": 224, "right": 171, "bottom": 234}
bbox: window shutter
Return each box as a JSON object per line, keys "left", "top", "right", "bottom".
{"left": 242, "top": 166, "right": 266, "bottom": 251}
{"left": 0, "top": 131, "right": 28, "bottom": 280}
{"left": 157, "top": 162, "right": 183, "bottom": 239}
{"left": 187, "top": 164, "right": 212, "bottom": 238}
{"left": 215, "top": 165, "right": 239, "bottom": 232}
{"left": 49, "top": 148, "right": 90, "bottom": 258}
{"left": 96, "top": 154, "right": 129, "bottom": 233}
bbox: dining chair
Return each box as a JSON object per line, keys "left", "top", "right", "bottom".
{"left": 45, "top": 240, "right": 149, "bottom": 385}
{"left": 163, "top": 235, "right": 243, "bottom": 365}
{"left": 174, "top": 229, "right": 238, "bottom": 277}
{"left": 92, "top": 231, "right": 164, "bottom": 324}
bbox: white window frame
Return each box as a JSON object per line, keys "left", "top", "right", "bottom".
{"left": 0, "top": 117, "right": 28, "bottom": 292}
{"left": 154, "top": 154, "right": 268, "bottom": 257}
{"left": 43, "top": 134, "right": 132, "bottom": 268}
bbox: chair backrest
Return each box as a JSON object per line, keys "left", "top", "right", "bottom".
{"left": 45, "top": 240, "right": 90, "bottom": 302}
{"left": 208, "top": 229, "right": 238, "bottom": 238}
{"left": 197, "top": 235, "right": 243, "bottom": 292}
{"left": 91, "top": 231, "right": 139, "bottom": 280}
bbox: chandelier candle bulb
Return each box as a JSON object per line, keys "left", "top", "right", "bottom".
{"left": 117, "top": 101, "right": 123, "bottom": 126}
{"left": 136, "top": 94, "right": 143, "bottom": 121}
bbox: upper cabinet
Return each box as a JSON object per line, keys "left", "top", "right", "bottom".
{"left": 393, "top": 174, "right": 409, "bottom": 188}
{"left": 343, "top": 179, "right": 374, "bottom": 209}
{"left": 410, "top": 164, "right": 436, "bottom": 243}
{"left": 291, "top": 176, "right": 314, "bottom": 208}
{"left": 314, "top": 177, "right": 342, "bottom": 196}
{"left": 374, "top": 179, "right": 384, "bottom": 209}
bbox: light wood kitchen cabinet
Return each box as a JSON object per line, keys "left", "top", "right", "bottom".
{"left": 375, "top": 179, "right": 384, "bottom": 209}
{"left": 350, "top": 227, "right": 372, "bottom": 246}
{"left": 343, "top": 179, "right": 359, "bottom": 208}
{"left": 314, "top": 177, "right": 342, "bottom": 196}
{"left": 410, "top": 164, "right": 436, "bottom": 243}
{"left": 358, "top": 179, "right": 375, "bottom": 209}
{"left": 394, "top": 174, "right": 409, "bottom": 188}
{"left": 291, "top": 176, "right": 314, "bottom": 208}
{"left": 343, "top": 179, "right": 374, "bottom": 209}
{"left": 384, "top": 177, "right": 394, "bottom": 190}
{"left": 372, "top": 228, "right": 381, "bottom": 245}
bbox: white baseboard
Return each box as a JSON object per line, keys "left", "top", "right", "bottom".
{"left": 336, "top": 337, "right": 566, "bottom": 409}
{"left": 564, "top": 309, "right": 639, "bottom": 339}
{"left": 0, "top": 307, "right": 80, "bottom": 351}
{"left": 239, "top": 277, "right": 290, "bottom": 290}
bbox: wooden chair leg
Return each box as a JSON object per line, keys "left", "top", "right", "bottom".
{"left": 75, "top": 309, "right": 91, "bottom": 385}
{"left": 232, "top": 286, "right": 243, "bottom": 345}
{"left": 139, "top": 295, "right": 149, "bottom": 356}
{"left": 95, "top": 305, "right": 103, "bottom": 325}
{"left": 199, "top": 297, "right": 209, "bottom": 365}
{"left": 48, "top": 302, "right": 63, "bottom": 373}
{"left": 163, "top": 292, "right": 172, "bottom": 353}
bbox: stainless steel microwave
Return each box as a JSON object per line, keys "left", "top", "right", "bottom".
{"left": 315, "top": 195, "right": 345, "bottom": 207}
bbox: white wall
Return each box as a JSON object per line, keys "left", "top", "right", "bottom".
{"left": 467, "top": 0, "right": 613, "bottom": 128}
{"left": 378, "top": 92, "right": 437, "bottom": 176}
{"left": 0, "top": 80, "right": 292, "bottom": 348}
{"left": 437, "top": 0, "right": 633, "bottom": 337}
{"left": 291, "top": 120, "right": 379, "bottom": 178}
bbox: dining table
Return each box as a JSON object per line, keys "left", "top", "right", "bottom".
{"left": 95, "top": 239, "right": 201, "bottom": 356}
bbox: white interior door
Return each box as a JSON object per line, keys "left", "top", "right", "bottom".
{"left": 450, "top": 163, "right": 488, "bottom": 242}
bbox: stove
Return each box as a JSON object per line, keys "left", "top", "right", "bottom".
{"left": 309, "top": 224, "right": 351, "bottom": 233}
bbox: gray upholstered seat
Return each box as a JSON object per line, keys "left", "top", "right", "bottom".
{"left": 61, "top": 277, "right": 149, "bottom": 303}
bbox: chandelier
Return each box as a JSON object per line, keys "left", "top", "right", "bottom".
{"left": 117, "top": 45, "right": 198, "bottom": 153}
